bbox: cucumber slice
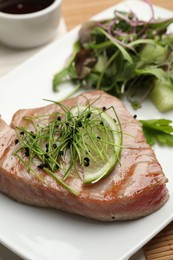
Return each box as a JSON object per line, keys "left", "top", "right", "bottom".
{"left": 139, "top": 43, "right": 167, "bottom": 65}
{"left": 71, "top": 106, "right": 122, "bottom": 184}
{"left": 150, "top": 80, "right": 173, "bottom": 112}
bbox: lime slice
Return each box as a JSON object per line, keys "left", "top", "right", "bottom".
{"left": 71, "top": 106, "right": 122, "bottom": 184}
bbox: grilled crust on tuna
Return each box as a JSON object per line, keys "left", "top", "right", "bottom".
{"left": 0, "top": 91, "right": 169, "bottom": 221}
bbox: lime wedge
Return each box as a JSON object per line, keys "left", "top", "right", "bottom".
{"left": 71, "top": 106, "right": 122, "bottom": 184}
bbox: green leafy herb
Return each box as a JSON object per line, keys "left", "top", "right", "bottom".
{"left": 140, "top": 119, "right": 173, "bottom": 146}
{"left": 53, "top": 1, "right": 173, "bottom": 112}
{"left": 14, "top": 102, "right": 122, "bottom": 195}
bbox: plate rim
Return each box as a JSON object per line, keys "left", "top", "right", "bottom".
{"left": 0, "top": 1, "right": 173, "bottom": 259}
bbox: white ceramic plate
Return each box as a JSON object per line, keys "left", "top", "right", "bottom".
{"left": 0, "top": 1, "right": 173, "bottom": 259}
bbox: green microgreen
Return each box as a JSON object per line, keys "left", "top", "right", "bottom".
{"left": 14, "top": 102, "right": 123, "bottom": 195}
{"left": 140, "top": 119, "right": 173, "bottom": 146}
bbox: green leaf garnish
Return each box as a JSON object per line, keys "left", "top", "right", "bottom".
{"left": 140, "top": 119, "right": 173, "bottom": 146}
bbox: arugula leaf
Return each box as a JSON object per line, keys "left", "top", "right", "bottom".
{"left": 140, "top": 119, "right": 173, "bottom": 146}
{"left": 97, "top": 27, "right": 134, "bottom": 64}
{"left": 53, "top": 41, "right": 80, "bottom": 92}
{"left": 135, "top": 67, "right": 170, "bottom": 83}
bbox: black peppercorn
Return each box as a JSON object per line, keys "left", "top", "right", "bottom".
{"left": 58, "top": 150, "right": 64, "bottom": 156}
{"left": 84, "top": 157, "right": 90, "bottom": 167}
{"left": 25, "top": 147, "right": 30, "bottom": 157}
{"left": 77, "top": 121, "right": 82, "bottom": 127}
{"left": 38, "top": 163, "right": 47, "bottom": 169}
{"left": 15, "top": 139, "right": 19, "bottom": 145}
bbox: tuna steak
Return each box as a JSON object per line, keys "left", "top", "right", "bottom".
{"left": 0, "top": 91, "right": 169, "bottom": 221}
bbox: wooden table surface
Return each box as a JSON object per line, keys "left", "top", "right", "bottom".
{"left": 62, "top": 0, "right": 173, "bottom": 30}
{"left": 62, "top": 1, "right": 173, "bottom": 259}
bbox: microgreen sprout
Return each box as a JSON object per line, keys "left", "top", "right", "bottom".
{"left": 14, "top": 102, "right": 123, "bottom": 195}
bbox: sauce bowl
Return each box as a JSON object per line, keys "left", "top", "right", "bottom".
{"left": 0, "top": 0, "right": 62, "bottom": 49}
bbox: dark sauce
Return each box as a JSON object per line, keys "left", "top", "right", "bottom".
{"left": 0, "top": 0, "right": 55, "bottom": 14}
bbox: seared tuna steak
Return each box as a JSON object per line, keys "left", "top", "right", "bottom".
{"left": 0, "top": 91, "right": 169, "bottom": 221}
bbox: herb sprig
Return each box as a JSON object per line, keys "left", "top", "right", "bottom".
{"left": 53, "top": 1, "right": 173, "bottom": 112}
{"left": 140, "top": 119, "right": 173, "bottom": 146}
{"left": 14, "top": 103, "right": 122, "bottom": 195}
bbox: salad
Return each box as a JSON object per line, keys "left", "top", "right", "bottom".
{"left": 53, "top": 0, "right": 173, "bottom": 113}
